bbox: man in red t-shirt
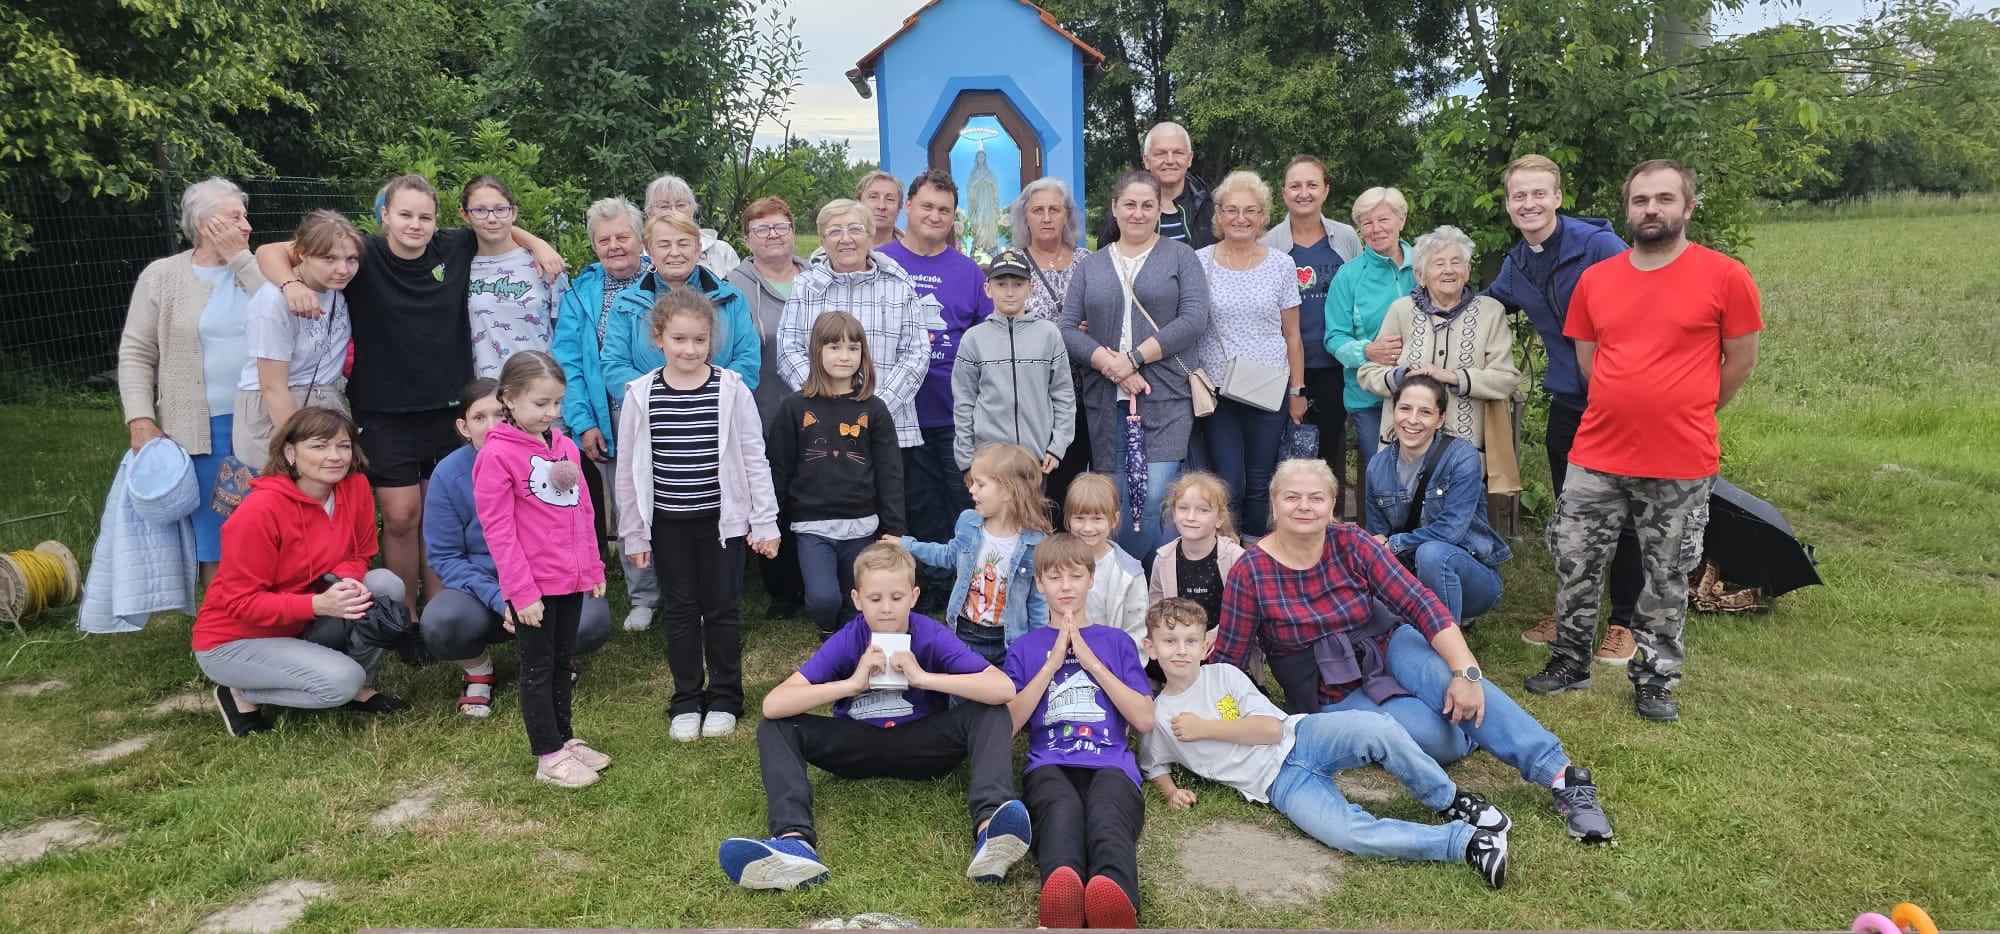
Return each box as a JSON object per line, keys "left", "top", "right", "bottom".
{"left": 1524, "top": 160, "right": 1762, "bottom": 723}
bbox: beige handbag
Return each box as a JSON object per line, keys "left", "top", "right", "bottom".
{"left": 1482, "top": 396, "right": 1523, "bottom": 495}
{"left": 1116, "top": 252, "right": 1216, "bottom": 417}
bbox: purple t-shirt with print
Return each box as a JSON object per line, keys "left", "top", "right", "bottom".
{"left": 1003, "top": 624, "right": 1151, "bottom": 786}
{"left": 879, "top": 242, "right": 992, "bottom": 429}
{"left": 796, "top": 613, "right": 992, "bottom": 727}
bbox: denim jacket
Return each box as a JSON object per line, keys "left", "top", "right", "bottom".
{"left": 1363, "top": 436, "right": 1513, "bottom": 568}
{"left": 904, "top": 509, "right": 1049, "bottom": 644}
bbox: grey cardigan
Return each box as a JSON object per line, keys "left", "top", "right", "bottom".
{"left": 117, "top": 249, "right": 266, "bottom": 454}
{"left": 723, "top": 256, "right": 808, "bottom": 420}
{"left": 1058, "top": 238, "right": 1211, "bottom": 467}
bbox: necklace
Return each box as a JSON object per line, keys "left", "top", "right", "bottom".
{"left": 1028, "top": 243, "right": 1073, "bottom": 270}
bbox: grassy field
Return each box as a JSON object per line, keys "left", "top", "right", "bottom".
{"left": 1, "top": 208, "right": 1996, "bottom": 931}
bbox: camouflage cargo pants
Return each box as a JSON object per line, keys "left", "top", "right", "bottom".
{"left": 1547, "top": 467, "right": 1713, "bottom": 691}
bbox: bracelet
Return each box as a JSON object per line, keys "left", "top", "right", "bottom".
{"left": 1128, "top": 349, "right": 1145, "bottom": 370}
{"left": 278, "top": 278, "right": 305, "bottom": 292}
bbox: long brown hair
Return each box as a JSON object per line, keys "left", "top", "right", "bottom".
{"left": 800, "top": 311, "right": 874, "bottom": 400}
{"left": 969, "top": 444, "right": 1054, "bottom": 535}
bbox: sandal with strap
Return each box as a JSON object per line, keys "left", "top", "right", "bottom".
{"left": 459, "top": 672, "right": 497, "bottom": 718}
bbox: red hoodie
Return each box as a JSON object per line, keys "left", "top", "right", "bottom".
{"left": 192, "top": 472, "right": 377, "bottom": 651}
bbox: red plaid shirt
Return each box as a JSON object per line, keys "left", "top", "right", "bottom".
{"left": 1213, "top": 523, "right": 1455, "bottom": 704}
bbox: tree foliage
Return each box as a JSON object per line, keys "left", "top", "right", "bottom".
{"left": 366, "top": 119, "right": 594, "bottom": 266}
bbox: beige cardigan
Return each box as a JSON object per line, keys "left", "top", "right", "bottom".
{"left": 117, "top": 249, "right": 266, "bottom": 454}
{"left": 1356, "top": 293, "right": 1518, "bottom": 449}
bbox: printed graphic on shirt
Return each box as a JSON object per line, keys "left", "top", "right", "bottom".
{"left": 962, "top": 552, "right": 1010, "bottom": 625}
{"left": 1295, "top": 266, "right": 1317, "bottom": 291}
{"left": 526, "top": 454, "right": 581, "bottom": 507}
{"left": 1044, "top": 670, "right": 1107, "bottom": 725}
{"left": 848, "top": 687, "right": 916, "bottom": 724}
{"left": 1214, "top": 694, "right": 1241, "bottom": 721}
{"left": 801, "top": 410, "right": 870, "bottom": 467}
{"left": 469, "top": 275, "right": 535, "bottom": 301}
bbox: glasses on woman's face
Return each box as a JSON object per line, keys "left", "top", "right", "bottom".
{"left": 824, "top": 224, "right": 869, "bottom": 241}
{"left": 464, "top": 205, "right": 517, "bottom": 220}
{"left": 1219, "top": 206, "right": 1265, "bottom": 219}
{"left": 748, "top": 222, "right": 793, "bottom": 238}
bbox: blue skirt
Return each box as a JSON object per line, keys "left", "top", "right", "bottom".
{"left": 186, "top": 413, "right": 235, "bottom": 563}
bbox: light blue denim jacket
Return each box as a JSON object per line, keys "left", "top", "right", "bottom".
{"left": 1363, "top": 435, "right": 1513, "bottom": 568}
{"left": 904, "top": 508, "right": 1049, "bottom": 644}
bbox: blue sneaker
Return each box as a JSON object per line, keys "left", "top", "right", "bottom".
{"left": 965, "top": 799, "right": 1032, "bottom": 883}
{"left": 718, "top": 836, "right": 829, "bottom": 891}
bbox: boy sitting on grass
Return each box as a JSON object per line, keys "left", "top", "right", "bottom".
{"left": 719, "top": 542, "right": 1030, "bottom": 891}
{"left": 1138, "top": 598, "right": 1513, "bottom": 889}
{"left": 1005, "top": 533, "right": 1154, "bottom": 928}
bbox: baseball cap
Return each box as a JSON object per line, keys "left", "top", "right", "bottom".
{"left": 985, "top": 249, "right": 1032, "bottom": 280}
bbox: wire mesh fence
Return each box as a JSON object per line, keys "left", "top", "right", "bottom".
{"left": 0, "top": 175, "right": 376, "bottom": 401}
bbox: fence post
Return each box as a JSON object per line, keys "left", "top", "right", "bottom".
{"left": 158, "top": 174, "right": 179, "bottom": 257}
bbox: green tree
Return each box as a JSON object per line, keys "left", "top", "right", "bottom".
{"left": 0, "top": 0, "right": 315, "bottom": 257}
{"left": 705, "top": 0, "right": 808, "bottom": 229}
{"left": 365, "top": 119, "right": 594, "bottom": 266}
{"left": 712, "top": 138, "right": 872, "bottom": 236}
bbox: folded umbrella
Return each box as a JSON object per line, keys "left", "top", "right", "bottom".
{"left": 1124, "top": 396, "right": 1146, "bottom": 532}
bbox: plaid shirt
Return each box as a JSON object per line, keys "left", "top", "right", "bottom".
{"left": 1213, "top": 523, "right": 1456, "bottom": 705}
{"left": 776, "top": 252, "right": 930, "bottom": 447}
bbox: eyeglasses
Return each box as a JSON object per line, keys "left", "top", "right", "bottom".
{"left": 464, "top": 205, "right": 517, "bottom": 220}
{"left": 748, "top": 223, "right": 793, "bottom": 238}
{"left": 824, "top": 224, "right": 869, "bottom": 240}
{"left": 1219, "top": 206, "right": 1265, "bottom": 218}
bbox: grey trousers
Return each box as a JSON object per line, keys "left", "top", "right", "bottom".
{"left": 194, "top": 568, "right": 403, "bottom": 709}
{"left": 592, "top": 454, "right": 658, "bottom": 608}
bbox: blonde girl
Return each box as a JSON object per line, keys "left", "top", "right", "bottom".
{"left": 1146, "top": 471, "right": 1245, "bottom": 629}
{"left": 1061, "top": 474, "right": 1148, "bottom": 648}
{"left": 472, "top": 350, "right": 609, "bottom": 788}
{"left": 765, "top": 311, "right": 907, "bottom": 639}
{"left": 903, "top": 443, "right": 1052, "bottom": 664}
{"left": 614, "top": 288, "right": 780, "bottom": 743}
{"left": 233, "top": 210, "right": 360, "bottom": 470}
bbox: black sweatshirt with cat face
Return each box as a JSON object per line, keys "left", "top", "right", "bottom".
{"left": 764, "top": 392, "right": 907, "bottom": 536}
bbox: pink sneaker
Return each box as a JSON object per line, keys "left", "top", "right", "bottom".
{"left": 564, "top": 738, "right": 611, "bottom": 771}
{"left": 536, "top": 750, "right": 599, "bottom": 788}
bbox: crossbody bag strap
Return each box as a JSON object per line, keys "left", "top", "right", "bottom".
{"left": 1113, "top": 252, "right": 1199, "bottom": 381}
{"left": 1396, "top": 435, "right": 1455, "bottom": 536}
{"left": 1031, "top": 262, "right": 1063, "bottom": 316}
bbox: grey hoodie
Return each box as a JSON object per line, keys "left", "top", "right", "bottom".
{"left": 724, "top": 255, "right": 809, "bottom": 419}
{"left": 951, "top": 310, "right": 1076, "bottom": 470}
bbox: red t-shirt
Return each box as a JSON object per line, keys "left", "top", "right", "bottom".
{"left": 1564, "top": 243, "right": 1762, "bottom": 480}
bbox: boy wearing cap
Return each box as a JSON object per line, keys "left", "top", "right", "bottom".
{"left": 951, "top": 249, "right": 1077, "bottom": 473}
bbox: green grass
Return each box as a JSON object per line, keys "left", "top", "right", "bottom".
{"left": 3, "top": 213, "right": 1998, "bottom": 930}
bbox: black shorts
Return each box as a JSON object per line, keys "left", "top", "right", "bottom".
{"left": 355, "top": 408, "right": 460, "bottom": 488}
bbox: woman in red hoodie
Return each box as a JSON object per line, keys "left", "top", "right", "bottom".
{"left": 194, "top": 407, "right": 411, "bottom": 737}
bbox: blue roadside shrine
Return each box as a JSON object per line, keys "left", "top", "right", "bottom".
{"left": 847, "top": 0, "right": 1104, "bottom": 261}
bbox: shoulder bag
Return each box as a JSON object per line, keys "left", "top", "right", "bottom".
{"left": 1195, "top": 251, "right": 1289, "bottom": 412}
{"left": 1114, "top": 251, "right": 1215, "bottom": 417}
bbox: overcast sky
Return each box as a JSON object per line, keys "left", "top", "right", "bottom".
{"left": 775, "top": 0, "right": 1990, "bottom": 159}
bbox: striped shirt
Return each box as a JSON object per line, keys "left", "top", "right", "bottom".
{"left": 648, "top": 369, "right": 721, "bottom": 515}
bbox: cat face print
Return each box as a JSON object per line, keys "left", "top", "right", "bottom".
{"left": 526, "top": 454, "right": 581, "bottom": 507}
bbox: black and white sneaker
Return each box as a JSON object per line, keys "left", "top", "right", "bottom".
{"left": 1464, "top": 828, "right": 1507, "bottom": 889}
{"left": 1440, "top": 790, "right": 1511, "bottom": 834}
{"left": 214, "top": 684, "right": 269, "bottom": 737}
{"left": 1552, "top": 766, "right": 1614, "bottom": 843}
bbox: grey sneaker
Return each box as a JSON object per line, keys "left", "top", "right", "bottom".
{"left": 1440, "top": 790, "right": 1511, "bottom": 834}
{"left": 1635, "top": 684, "right": 1680, "bottom": 722}
{"left": 1551, "top": 766, "right": 1613, "bottom": 843}
{"left": 1464, "top": 828, "right": 1508, "bottom": 889}
{"left": 1525, "top": 656, "right": 1592, "bottom": 695}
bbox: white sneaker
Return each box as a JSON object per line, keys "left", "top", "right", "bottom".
{"left": 701, "top": 711, "right": 738, "bottom": 737}
{"left": 623, "top": 605, "right": 654, "bottom": 632}
{"left": 670, "top": 712, "right": 701, "bottom": 742}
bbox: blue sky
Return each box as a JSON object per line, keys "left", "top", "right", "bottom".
{"left": 775, "top": 0, "right": 1995, "bottom": 159}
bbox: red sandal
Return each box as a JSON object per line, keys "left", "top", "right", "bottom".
{"left": 458, "top": 672, "right": 497, "bottom": 718}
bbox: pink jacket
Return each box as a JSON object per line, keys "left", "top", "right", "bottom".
{"left": 473, "top": 421, "right": 605, "bottom": 609}
{"left": 1148, "top": 536, "right": 1246, "bottom": 606}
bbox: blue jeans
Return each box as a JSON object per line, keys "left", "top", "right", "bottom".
{"left": 1267, "top": 710, "right": 1472, "bottom": 862}
{"left": 955, "top": 617, "right": 1006, "bottom": 667}
{"left": 796, "top": 532, "right": 872, "bottom": 636}
{"left": 1203, "top": 399, "right": 1287, "bottom": 536}
{"left": 1111, "top": 460, "right": 1182, "bottom": 556}
{"left": 1413, "top": 541, "right": 1503, "bottom": 624}
{"left": 1351, "top": 406, "right": 1383, "bottom": 466}
{"left": 1323, "top": 625, "right": 1570, "bottom": 785}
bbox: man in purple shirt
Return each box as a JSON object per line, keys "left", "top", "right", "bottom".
{"left": 879, "top": 168, "right": 993, "bottom": 610}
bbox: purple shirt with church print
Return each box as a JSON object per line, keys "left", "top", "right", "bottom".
{"left": 796, "top": 613, "right": 992, "bottom": 727}
{"left": 1003, "top": 623, "right": 1151, "bottom": 786}
{"left": 879, "top": 241, "right": 992, "bottom": 429}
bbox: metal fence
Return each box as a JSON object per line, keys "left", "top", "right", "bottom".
{"left": 0, "top": 175, "right": 375, "bottom": 401}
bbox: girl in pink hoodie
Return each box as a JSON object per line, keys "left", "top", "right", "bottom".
{"left": 473, "top": 350, "right": 609, "bottom": 788}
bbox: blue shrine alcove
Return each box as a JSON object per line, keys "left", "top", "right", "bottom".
{"left": 847, "top": 0, "right": 1103, "bottom": 258}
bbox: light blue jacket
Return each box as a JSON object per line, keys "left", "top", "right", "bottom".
{"left": 1322, "top": 242, "right": 1417, "bottom": 412}
{"left": 551, "top": 261, "right": 623, "bottom": 455}
{"left": 904, "top": 508, "right": 1048, "bottom": 644}
{"left": 422, "top": 444, "right": 504, "bottom": 614}
{"left": 601, "top": 266, "right": 760, "bottom": 401}
{"left": 1363, "top": 435, "right": 1513, "bottom": 568}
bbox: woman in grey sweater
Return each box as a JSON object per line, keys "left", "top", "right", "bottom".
{"left": 1057, "top": 169, "right": 1212, "bottom": 554}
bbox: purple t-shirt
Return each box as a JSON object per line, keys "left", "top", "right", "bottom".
{"left": 879, "top": 242, "right": 992, "bottom": 429}
{"left": 796, "top": 614, "right": 992, "bottom": 727}
{"left": 1003, "top": 624, "right": 1151, "bottom": 785}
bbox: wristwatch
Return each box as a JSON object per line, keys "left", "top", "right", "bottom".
{"left": 1289, "top": 386, "right": 1307, "bottom": 397}
{"left": 1452, "top": 665, "right": 1483, "bottom": 683}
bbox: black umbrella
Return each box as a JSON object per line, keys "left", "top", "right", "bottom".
{"left": 1703, "top": 477, "right": 1821, "bottom": 598}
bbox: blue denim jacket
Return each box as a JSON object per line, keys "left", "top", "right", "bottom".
{"left": 904, "top": 509, "right": 1049, "bottom": 644}
{"left": 1363, "top": 436, "right": 1513, "bottom": 568}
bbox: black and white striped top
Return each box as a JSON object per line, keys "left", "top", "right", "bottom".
{"left": 648, "top": 368, "right": 722, "bottom": 515}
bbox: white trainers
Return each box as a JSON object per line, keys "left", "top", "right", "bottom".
{"left": 670, "top": 712, "right": 702, "bottom": 742}
{"left": 701, "top": 711, "right": 738, "bottom": 737}
{"left": 623, "top": 605, "right": 654, "bottom": 632}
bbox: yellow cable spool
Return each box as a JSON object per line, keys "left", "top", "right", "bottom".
{"left": 0, "top": 541, "right": 80, "bottom": 632}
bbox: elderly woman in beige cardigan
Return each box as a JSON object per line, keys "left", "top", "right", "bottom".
{"left": 1357, "top": 225, "right": 1519, "bottom": 481}
{"left": 118, "top": 177, "right": 267, "bottom": 575}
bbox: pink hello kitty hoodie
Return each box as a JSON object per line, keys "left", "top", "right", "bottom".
{"left": 473, "top": 421, "right": 605, "bottom": 608}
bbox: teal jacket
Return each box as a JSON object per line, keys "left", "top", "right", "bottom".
{"left": 600, "top": 265, "right": 761, "bottom": 399}
{"left": 1321, "top": 242, "right": 1417, "bottom": 412}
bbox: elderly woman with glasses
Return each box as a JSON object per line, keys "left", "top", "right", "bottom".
{"left": 1010, "top": 177, "right": 1095, "bottom": 511}
{"left": 644, "top": 173, "right": 741, "bottom": 275}
{"left": 1356, "top": 225, "right": 1520, "bottom": 478}
{"left": 119, "top": 176, "right": 266, "bottom": 579}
